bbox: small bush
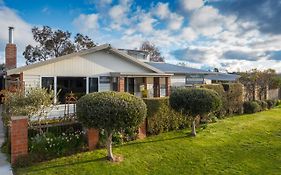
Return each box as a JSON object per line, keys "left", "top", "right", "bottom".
{"left": 170, "top": 88, "right": 221, "bottom": 136}
{"left": 77, "top": 91, "right": 147, "bottom": 161}
{"left": 277, "top": 100, "right": 281, "bottom": 106}
{"left": 266, "top": 99, "right": 277, "bottom": 109}
{"left": 255, "top": 100, "right": 268, "bottom": 111}
{"left": 243, "top": 101, "right": 261, "bottom": 114}
{"left": 29, "top": 130, "right": 86, "bottom": 158}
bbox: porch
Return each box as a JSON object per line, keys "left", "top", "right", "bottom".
{"left": 38, "top": 73, "right": 172, "bottom": 119}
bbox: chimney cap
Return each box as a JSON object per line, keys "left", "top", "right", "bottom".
{"left": 8, "top": 26, "right": 14, "bottom": 30}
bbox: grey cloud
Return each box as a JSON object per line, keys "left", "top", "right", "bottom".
{"left": 212, "top": 0, "right": 281, "bottom": 34}
{"left": 222, "top": 50, "right": 259, "bottom": 61}
{"left": 171, "top": 47, "right": 208, "bottom": 63}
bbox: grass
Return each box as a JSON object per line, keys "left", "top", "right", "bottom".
{"left": 16, "top": 107, "right": 281, "bottom": 175}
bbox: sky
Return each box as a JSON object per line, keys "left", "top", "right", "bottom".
{"left": 0, "top": 0, "right": 281, "bottom": 72}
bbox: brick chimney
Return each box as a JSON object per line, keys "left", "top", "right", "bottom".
{"left": 5, "top": 27, "right": 17, "bottom": 70}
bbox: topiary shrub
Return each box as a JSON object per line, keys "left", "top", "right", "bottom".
{"left": 201, "top": 84, "right": 227, "bottom": 117}
{"left": 76, "top": 92, "right": 147, "bottom": 161}
{"left": 170, "top": 88, "right": 222, "bottom": 136}
{"left": 143, "top": 98, "right": 188, "bottom": 135}
{"left": 243, "top": 101, "right": 261, "bottom": 114}
{"left": 266, "top": 99, "right": 277, "bottom": 109}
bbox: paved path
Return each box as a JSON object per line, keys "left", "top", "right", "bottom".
{"left": 0, "top": 106, "right": 13, "bottom": 175}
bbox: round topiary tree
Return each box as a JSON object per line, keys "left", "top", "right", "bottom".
{"left": 169, "top": 88, "right": 222, "bottom": 136}
{"left": 76, "top": 91, "right": 147, "bottom": 161}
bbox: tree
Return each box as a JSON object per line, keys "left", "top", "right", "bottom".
{"left": 239, "top": 69, "right": 277, "bottom": 100}
{"left": 169, "top": 88, "right": 221, "bottom": 136}
{"left": 140, "top": 41, "right": 164, "bottom": 62}
{"left": 76, "top": 92, "right": 147, "bottom": 161}
{"left": 23, "top": 26, "right": 96, "bottom": 64}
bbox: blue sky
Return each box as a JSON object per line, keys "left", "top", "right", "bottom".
{"left": 0, "top": 0, "right": 281, "bottom": 72}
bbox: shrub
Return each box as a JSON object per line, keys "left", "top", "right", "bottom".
{"left": 243, "top": 101, "right": 261, "bottom": 114}
{"left": 143, "top": 98, "right": 188, "bottom": 135}
{"left": 277, "top": 100, "right": 281, "bottom": 106}
{"left": 201, "top": 84, "right": 227, "bottom": 117}
{"left": 202, "top": 83, "right": 244, "bottom": 117}
{"left": 266, "top": 99, "right": 277, "bottom": 109}
{"left": 29, "top": 130, "right": 86, "bottom": 158}
{"left": 255, "top": 100, "right": 268, "bottom": 111}
{"left": 3, "top": 88, "right": 54, "bottom": 117}
{"left": 170, "top": 88, "right": 221, "bottom": 136}
{"left": 77, "top": 92, "right": 147, "bottom": 161}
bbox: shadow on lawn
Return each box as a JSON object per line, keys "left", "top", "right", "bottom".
{"left": 27, "top": 157, "right": 108, "bottom": 173}
{"left": 115, "top": 134, "right": 189, "bottom": 148}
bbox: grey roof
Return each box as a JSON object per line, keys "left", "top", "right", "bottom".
{"left": 205, "top": 73, "right": 240, "bottom": 81}
{"left": 146, "top": 62, "right": 210, "bottom": 74}
{"left": 7, "top": 44, "right": 164, "bottom": 75}
{"left": 146, "top": 62, "right": 240, "bottom": 81}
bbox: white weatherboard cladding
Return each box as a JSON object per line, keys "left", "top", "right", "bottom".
{"left": 171, "top": 75, "right": 186, "bottom": 86}
{"left": 23, "top": 75, "right": 40, "bottom": 89}
{"left": 23, "top": 51, "right": 154, "bottom": 77}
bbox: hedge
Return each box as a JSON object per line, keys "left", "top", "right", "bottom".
{"left": 143, "top": 98, "right": 189, "bottom": 135}
{"left": 243, "top": 101, "right": 261, "bottom": 114}
{"left": 201, "top": 83, "right": 244, "bottom": 117}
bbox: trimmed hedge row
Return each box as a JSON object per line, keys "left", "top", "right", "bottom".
{"left": 201, "top": 83, "right": 244, "bottom": 117}
{"left": 244, "top": 99, "right": 279, "bottom": 114}
{"left": 143, "top": 98, "right": 189, "bottom": 135}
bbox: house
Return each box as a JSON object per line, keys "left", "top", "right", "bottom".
{"left": 4, "top": 29, "right": 173, "bottom": 104}
{"left": 146, "top": 62, "right": 240, "bottom": 87}
{"left": 3, "top": 27, "right": 239, "bottom": 104}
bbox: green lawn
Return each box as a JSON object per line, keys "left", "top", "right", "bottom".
{"left": 16, "top": 107, "right": 281, "bottom": 175}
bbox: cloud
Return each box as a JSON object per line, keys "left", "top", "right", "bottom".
{"left": 0, "top": 6, "right": 34, "bottom": 65}
{"left": 171, "top": 47, "right": 209, "bottom": 63}
{"left": 222, "top": 50, "right": 260, "bottom": 61}
{"left": 72, "top": 13, "right": 99, "bottom": 33}
{"left": 215, "top": 0, "right": 281, "bottom": 34}
{"left": 189, "top": 6, "right": 233, "bottom": 36}
{"left": 181, "top": 0, "right": 204, "bottom": 11}
{"left": 180, "top": 27, "right": 197, "bottom": 41}
{"left": 155, "top": 2, "right": 169, "bottom": 19}
{"left": 137, "top": 13, "right": 156, "bottom": 34}
{"left": 154, "top": 2, "right": 183, "bottom": 30}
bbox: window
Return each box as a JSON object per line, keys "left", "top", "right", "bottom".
{"left": 89, "top": 77, "right": 98, "bottom": 93}
{"left": 99, "top": 76, "right": 111, "bottom": 84}
{"left": 41, "top": 77, "right": 54, "bottom": 91}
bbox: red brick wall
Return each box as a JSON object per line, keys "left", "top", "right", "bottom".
{"left": 118, "top": 77, "right": 125, "bottom": 92}
{"left": 165, "top": 77, "right": 171, "bottom": 96}
{"left": 87, "top": 128, "right": 99, "bottom": 151}
{"left": 10, "top": 116, "right": 28, "bottom": 164}
{"left": 5, "top": 43, "right": 17, "bottom": 70}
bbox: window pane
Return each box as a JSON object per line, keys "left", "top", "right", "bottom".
{"left": 42, "top": 77, "right": 54, "bottom": 91}
{"left": 99, "top": 76, "right": 111, "bottom": 84}
{"left": 89, "top": 78, "right": 98, "bottom": 92}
